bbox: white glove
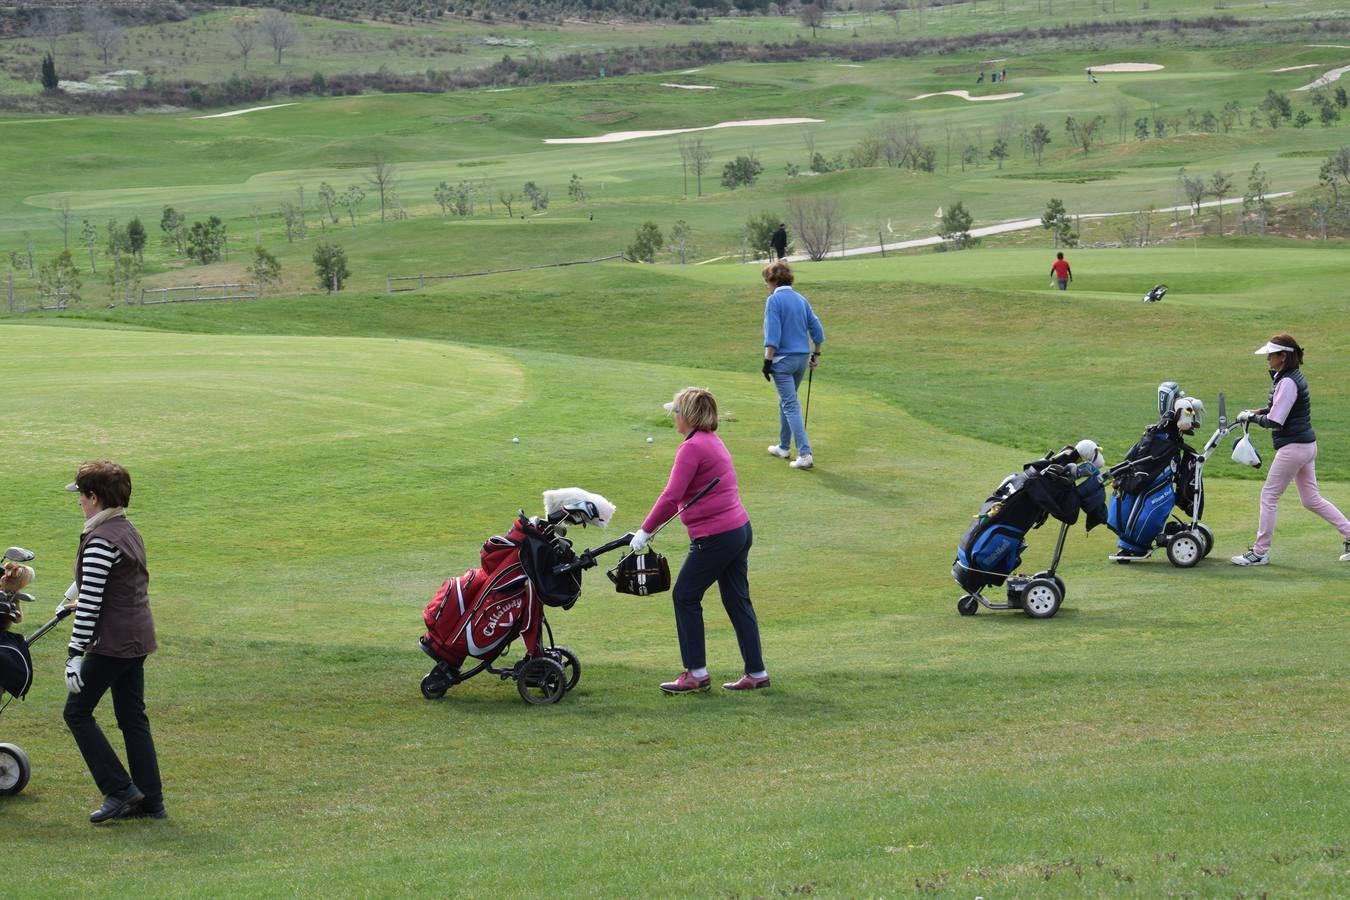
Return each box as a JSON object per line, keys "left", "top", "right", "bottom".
{"left": 65, "top": 655, "right": 85, "bottom": 694}
{"left": 1237, "top": 410, "right": 1254, "bottom": 424}
{"left": 629, "top": 529, "right": 651, "bottom": 553}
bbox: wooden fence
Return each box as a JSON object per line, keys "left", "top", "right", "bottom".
{"left": 140, "top": 282, "right": 260, "bottom": 305}
{"left": 385, "top": 254, "right": 623, "bottom": 294}
{"left": 4, "top": 273, "right": 71, "bottom": 312}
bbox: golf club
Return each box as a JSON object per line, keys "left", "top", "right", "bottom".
{"left": 804, "top": 366, "right": 814, "bottom": 427}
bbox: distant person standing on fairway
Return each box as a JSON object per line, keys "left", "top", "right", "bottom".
{"left": 771, "top": 223, "right": 788, "bottom": 260}
{"left": 1050, "top": 252, "right": 1072, "bottom": 290}
{"left": 761, "top": 260, "right": 824, "bottom": 471}
{"left": 1231, "top": 335, "right": 1350, "bottom": 567}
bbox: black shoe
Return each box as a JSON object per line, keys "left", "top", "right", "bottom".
{"left": 89, "top": 786, "right": 145, "bottom": 824}
{"left": 127, "top": 800, "right": 167, "bottom": 820}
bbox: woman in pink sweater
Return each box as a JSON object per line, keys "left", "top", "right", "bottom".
{"left": 630, "top": 387, "right": 768, "bottom": 694}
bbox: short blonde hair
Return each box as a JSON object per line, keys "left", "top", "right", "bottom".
{"left": 761, "top": 259, "right": 794, "bottom": 287}
{"left": 670, "top": 386, "right": 718, "bottom": 432}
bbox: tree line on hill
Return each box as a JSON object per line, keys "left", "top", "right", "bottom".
{"left": 10, "top": 14, "right": 1318, "bottom": 113}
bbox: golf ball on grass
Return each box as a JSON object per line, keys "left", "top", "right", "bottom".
{"left": 512, "top": 436, "right": 520, "bottom": 443}
{"left": 646, "top": 436, "right": 654, "bottom": 443}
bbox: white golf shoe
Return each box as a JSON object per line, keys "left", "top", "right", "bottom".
{"left": 767, "top": 444, "right": 790, "bottom": 459}
{"left": 1339, "top": 541, "right": 1350, "bottom": 562}
{"left": 789, "top": 454, "right": 814, "bottom": 470}
{"left": 1231, "top": 549, "right": 1270, "bottom": 566}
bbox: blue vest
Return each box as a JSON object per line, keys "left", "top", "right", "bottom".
{"left": 1268, "top": 368, "right": 1315, "bottom": 449}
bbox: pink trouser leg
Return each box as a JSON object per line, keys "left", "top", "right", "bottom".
{"left": 1254, "top": 442, "right": 1350, "bottom": 554}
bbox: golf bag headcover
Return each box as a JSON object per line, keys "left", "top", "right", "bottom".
{"left": 543, "top": 488, "right": 615, "bottom": 529}
{"left": 608, "top": 550, "right": 672, "bottom": 596}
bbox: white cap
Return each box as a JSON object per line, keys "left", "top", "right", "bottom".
{"left": 1255, "top": 341, "right": 1297, "bottom": 355}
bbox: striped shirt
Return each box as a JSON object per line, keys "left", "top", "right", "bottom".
{"left": 69, "top": 537, "right": 122, "bottom": 654}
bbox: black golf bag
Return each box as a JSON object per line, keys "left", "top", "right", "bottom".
{"left": 954, "top": 451, "right": 1107, "bottom": 597}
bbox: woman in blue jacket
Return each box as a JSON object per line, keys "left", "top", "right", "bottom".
{"left": 760, "top": 260, "right": 825, "bottom": 470}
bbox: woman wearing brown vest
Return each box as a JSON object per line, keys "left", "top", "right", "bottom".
{"left": 61, "top": 460, "right": 164, "bottom": 823}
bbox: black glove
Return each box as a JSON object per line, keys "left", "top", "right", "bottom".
{"left": 761, "top": 358, "right": 773, "bottom": 381}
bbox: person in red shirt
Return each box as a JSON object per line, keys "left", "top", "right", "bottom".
{"left": 1050, "top": 252, "right": 1072, "bottom": 290}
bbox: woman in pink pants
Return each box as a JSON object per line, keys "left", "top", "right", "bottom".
{"left": 1231, "top": 334, "right": 1350, "bottom": 566}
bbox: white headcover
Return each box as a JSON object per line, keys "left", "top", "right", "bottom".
{"left": 542, "top": 488, "right": 615, "bottom": 529}
{"left": 1074, "top": 439, "right": 1106, "bottom": 470}
{"left": 1174, "top": 396, "right": 1205, "bottom": 432}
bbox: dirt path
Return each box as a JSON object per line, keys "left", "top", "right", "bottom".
{"left": 911, "top": 90, "right": 1023, "bottom": 102}
{"left": 1294, "top": 64, "right": 1350, "bottom": 91}
{"left": 774, "top": 194, "right": 1293, "bottom": 262}
{"left": 544, "top": 117, "right": 822, "bottom": 144}
{"left": 193, "top": 103, "right": 297, "bottom": 119}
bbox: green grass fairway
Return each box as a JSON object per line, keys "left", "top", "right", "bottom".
{"left": 3, "top": 259, "right": 1347, "bottom": 894}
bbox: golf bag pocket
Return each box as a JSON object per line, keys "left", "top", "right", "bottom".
{"left": 954, "top": 522, "right": 1025, "bottom": 592}
{"left": 0, "top": 631, "right": 33, "bottom": 699}
{"left": 1107, "top": 473, "right": 1175, "bottom": 552}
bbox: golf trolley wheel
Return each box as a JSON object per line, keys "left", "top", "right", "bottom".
{"left": 546, "top": 646, "right": 581, "bottom": 692}
{"left": 957, "top": 595, "right": 979, "bottom": 616}
{"left": 1020, "top": 578, "right": 1062, "bottom": 619}
{"left": 420, "top": 670, "right": 451, "bottom": 700}
{"left": 1166, "top": 531, "right": 1204, "bottom": 568}
{"left": 1032, "top": 572, "right": 1067, "bottom": 600}
{"left": 0, "top": 743, "right": 31, "bottom": 796}
{"left": 1195, "top": 523, "right": 1215, "bottom": 558}
{"left": 516, "top": 656, "right": 568, "bottom": 705}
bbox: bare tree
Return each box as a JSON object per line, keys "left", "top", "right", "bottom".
{"left": 318, "top": 181, "right": 338, "bottom": 224}
{"left": 1114, "top": 98, "right": 1132, "bottom": 143}
{"left": 789, "top": 197, "right": 844, "bottom": 261}
{"left": 800, "top": 4, "right": 825, "bottom": 38}
{"left": 686, "top": 136, "right": 712, "bottom": 197}
{"left": 676, "top": 138, "right": 690, "bottom": 198}
{"left": 233, "top": 22, "right": 258, "bottom": 71}
{"left": 84, "top": 8, "right": 122, "bottom": 66}
{"left": 497, "top": 188, "right": 517, "bottom": 217}
{"left": 259, "top": 10, "right": 299, "bottom": 66}
{"left": 27, "top": 8, "right": 68, "bottom": 61}
{"left": 57, "top": 199, "right": 73, "bottom": 249}
{"left": 1243, "top": 163, "right": 1271, "bottom": 235}
{"left": 1182, "top": 173, "right": 1207, "bottom": 219}
{"left": 1209, "top": 170, "right": 1234, "bottom": 236}
{"left": 366, "top": 154, "right": 398, "bottom": 223}
{"left": 1064, "top": 115, "right": 1106, "bottom": 156}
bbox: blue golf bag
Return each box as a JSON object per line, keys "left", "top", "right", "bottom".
{"left": 953, "top": 449, "right": 1108, "bottom": 608}
{"left": 1106, "top": 416, "right": 1202, "bottom": 558}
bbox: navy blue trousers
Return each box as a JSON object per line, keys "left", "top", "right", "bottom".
{"left": 672, "top": 522, "right": 764, "bottom": 674}
{"left": 64, "top": 653, "right": 162, "bottom": 805}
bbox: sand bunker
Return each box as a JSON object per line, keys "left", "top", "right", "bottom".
{"left": 1295, "top": 64, "right": 1350, "bottom": 91}
{"left": 660, "top": 83, "right": 717, "bottom": 90}
{"left": 194, "top": 103, "right": 296, "bottom": 119}
{"left": 837, "top": 64, "right": 863, "bottom": 68}
{"left": 544, "top": 117, "right": 823, "bottom": 145}
{"left": 911, "top": 90, "right": 1023, "bottom": 102}
{"left": 1274, "top": 64, "right": 1321, "bottom": 72}
{"left": 1086, "top": 63, "right": 1164, "bottom": 72}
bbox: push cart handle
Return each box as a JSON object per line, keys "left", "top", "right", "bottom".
{"left": 24, "top": 604, "right": 73, "bottom": 648}
{"left": 553, "top": 533, "right": 635, "bottom": 574}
